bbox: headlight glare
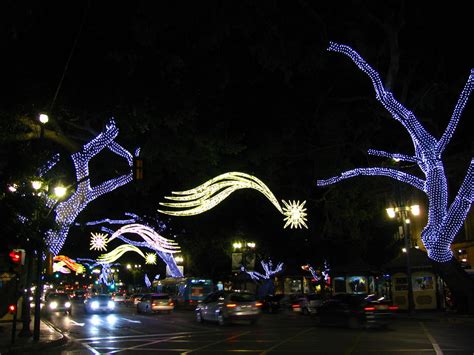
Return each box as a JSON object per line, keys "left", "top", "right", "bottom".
{"left": 49, "top": 301, "right": 58, "bottom": 309}
{"left": 107, "top": 301, "right": 115, "bottom": 309}
{"left": 65, "top": 302, "right": 71, "bottom": 308}
{"left": 91, "top": 301, "right": 99, "bottom": 310}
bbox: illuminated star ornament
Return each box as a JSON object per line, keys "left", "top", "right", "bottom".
{"left": 282, "top": 200, "right": 308, "bottom": 229}
{"left": 145, "top": 253, "right": 157, "bottom": 265}
{"left": 90, "top": 232, "right": 108, "bottom": 251}
{"left": 158, "top": 172, "right": 308, "bottom": 229}
{"left": 317, "top": 42, "right": 474, "bottom": 263}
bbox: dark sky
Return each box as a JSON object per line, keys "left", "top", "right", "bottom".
{"left": 2, "top": 1, "right": 473, "bottom": 274}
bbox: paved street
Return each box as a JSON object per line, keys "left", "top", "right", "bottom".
{"left": 34, "top": 302, "right": 474, "bottom": 354}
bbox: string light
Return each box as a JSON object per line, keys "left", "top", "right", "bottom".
{"left": 98, "top": 244, "right": 145, "bottom": 264}
{"left": 53, "top": 255, "right": 85, "bottom": 274}
{"left": 90, "top": 232, "right": 108, "bottom": 251}
{"left": 44, "top": 119, "right": 134, "bottom": 255}
{"left": 317, "top": 42, "right": 474, "bottom": 263}
{"left": 145, "top": 253, "right": 157, "bottom": 265}
{"left": 159, "top": 171, "right": 308, "bottom": 229}
{"left": 241, "top": 260, "right": 284, "bottom": 281}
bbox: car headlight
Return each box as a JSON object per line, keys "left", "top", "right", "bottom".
{"left": 107, "top": 301, "right": 115, "bottom": 309}
{"left": 65, "top": 302, "right": 71, "bottom": 308}
{"left": 49, "top": 301, "right": 58, "bottom": 309}
{"left": 91, "top": 301, "right": 99, "bottom": 310}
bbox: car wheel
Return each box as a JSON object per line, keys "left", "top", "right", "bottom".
{"left": 348, "top": 316, "right": 361, "bottom": 329}
{"left": 196, "top": 311, "right": 204, "bottom": 323}
{"left": 217, "top": 313, "right": 226, "bottom": 326}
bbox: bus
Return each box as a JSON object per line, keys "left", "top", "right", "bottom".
{"left": 153, "top": 277, "right": 214, "bottom": 308}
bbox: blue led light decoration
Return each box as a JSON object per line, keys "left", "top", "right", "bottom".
{"left": 317, "top": 42, "right": 474, "bottom": 263}
{"left": 241, "top": 260, "right": 284, "bottom": 281}
{"left": 44, "top": 119, "right": 135, "bottom": 255}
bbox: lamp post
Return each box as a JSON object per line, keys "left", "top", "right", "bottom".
{"left": 232, "top": 241, "right": 256, "bottom": 291}
{"left": 386, "top": 204, "right": 419, "bottom": 314}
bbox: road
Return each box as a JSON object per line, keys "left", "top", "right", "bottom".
{"left": 40, "top": 301, "right": 474, "bottom": 354}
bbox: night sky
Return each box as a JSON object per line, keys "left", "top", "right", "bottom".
{"left": 2, "top": 2, "right": 473, "bottom": 277}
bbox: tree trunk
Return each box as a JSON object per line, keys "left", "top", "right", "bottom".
{"left": 431, "top": 257, "right": 474, "bottom": 314}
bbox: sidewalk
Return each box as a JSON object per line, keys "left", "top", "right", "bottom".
{"left": 0, "top": 317, "right": 67, "bottom": 354}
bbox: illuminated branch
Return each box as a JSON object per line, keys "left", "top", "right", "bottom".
{"left": 320, "top": 42, "right": 474, "bottom": 263}
{"left": 159, "top": 172, "right": 308, "bottom": 229}
{"left": 317, "top": 167, "right": 425, "bottom": 192}
{"left": 367, "top": 149, "right": 418, "bottom": 163}
{"left": 44, "top": 119, "right": 134, "bottom": 255}
{"left": 241, "top": 260, "right": 283, "bottom": 281}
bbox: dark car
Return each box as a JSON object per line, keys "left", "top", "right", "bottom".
{"left": 72, "top": 290, "right": 87, "bottom": 301}
{"left": 261, "top": 294, "right": 284, "bottom": 313}
{"left": 45, "top": 292, "right": 72, "bottom": 315}
{"left": 84, "top": 294, "right": 115, "bottom": 313}
{"left": 196, "top": 291, "right": 262, "bottom": 325}
{"left": 315, "top": 293, "right": 398, "bottom": 328}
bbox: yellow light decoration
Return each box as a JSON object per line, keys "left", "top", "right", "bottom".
{"left": 282, "top": 200, "right": 308, "bottom": 229}
{"left": 145, "top": 253, "right": 157, "bottom": 265}
{"left": 158, "top": 171, "right": 308, "bottom": 229}
{"left": 90, "top": 232, "right": 108, "bottom": 251}
{"left": 98, "top": 244, "right": 145, "bottom": 264}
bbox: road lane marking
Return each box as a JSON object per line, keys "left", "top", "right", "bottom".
{"left": 121, "top": 317, "right": 141, "bottom": 323}
{"left": 182, "top": 331, "right": 251, "bottom": 354}
{"left": 70, "top": 319, "right": 85, "bottom": 327}
{"left": 259, "top": 328, "right": 312, "bottom": 354}
{"left": 420, "top": 321, "right": 443, "bottom": 355}
{"left": 76, "top": 329, "right": 218, "bottom": 341}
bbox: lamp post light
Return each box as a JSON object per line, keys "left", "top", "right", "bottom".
{"left": 386, "top": 204, "right": 419, "bottom": 314}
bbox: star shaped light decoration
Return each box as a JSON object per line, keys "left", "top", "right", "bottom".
{"left": 282, "top": 200, "right": 308, "bottom": 229}
{"left": 90, "top": 232, "right": 108, "bottom": 251}
{"left": 145, "top": 252, "right": 157, "bottom": 265}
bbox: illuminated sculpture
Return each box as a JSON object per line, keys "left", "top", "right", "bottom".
{"left": 302, "top": 260, "right": 330, "bottom": 284}
{"left": 85, "top": 216, "right": 183, "bottom": 278}
{"left": 159, "top": 172, "right": 308, "bottom": 229}
{"left": 53, "top": 255, "right": 85, "bottom": 274}
{"left": 43, "top": 119, "right": 135, "bottom": 255}
{"left": 77, "top": 258, "right": 119, "bottom": 287}
{"left": 98, "top": 244, "right": 145, "bottom": 264}
{"left": 144, "top": 274, "right": 152, "bottom": 288}
{"left": 317, "top": 42, "right": 473, "bottom": 263}
{"left": 241, "top": 260, "right": 284, "bottom": 281}
{"left": 90, "top": 232, "right": 108, "bottom": 251}
{"left": 145, "top": 253, "right": 157, "bottom": 265}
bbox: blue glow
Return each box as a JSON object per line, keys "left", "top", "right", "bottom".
{"left": 44, "top": 119, "right": 134, "bottom": 255}
{"left": 241, "top": 260, "right": 283, "bottom": 281}
{"left": 317, "top": 42, "right": 474, "bottom": 263}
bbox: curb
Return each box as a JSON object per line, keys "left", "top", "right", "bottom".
{"left": 1, "top": 320, "right": 68, "bottom": 354}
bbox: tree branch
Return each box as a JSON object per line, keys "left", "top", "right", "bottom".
{"left": 367, "top": 149, "right": 418, "bottom": 163}
{"left": 317, "top": 167, "right": 425, "bottom": 191}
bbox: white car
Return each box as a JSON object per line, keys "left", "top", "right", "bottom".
{"left": 84, "top": 294, "right": 115, "bottom": 313}
{"left": 113, "top": 293, "right": 126, "bottom": 303}
{"left": 137, "top": 293, "right": 174, "bottom": 314}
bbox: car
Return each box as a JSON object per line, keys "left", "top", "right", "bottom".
{"left": 44, "top": 292, "right": 72, "bottom": 315}
{"left": 195, "top": 291, "right": 262, "bottom": 326}
{"left": 84, "top": 294, "right": 115, "bottom": 313}
{"left": 260, "top": 294, "right": 284, "bottom": 313}
{"left": 137, "top": 293, "right": 174, "bottom": 314}
{"left": 112, "top": 293, "right": 127, "bottom": 303}
{"left": 71, "top": 290, "right": 87, "bottom": 301}
{"left": 296, "top": 294, "right": 325, "bottom": 315}
{"left": 315, "top": 293, "right": 398, "bottom": 328}
{"left": 127, "top": 293, "right": 145, "bottom": 306}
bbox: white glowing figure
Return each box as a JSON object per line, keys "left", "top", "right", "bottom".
{"left": 282, "top": 200, "right": 308, "bottom": 229}
{"left": 108, "top": 224, "right": 180, "bottom": 254}
{"left": 98, "top": 244, "right": 145, "bottom": 264}
{"left": 317, "top": 42, "right": 474, "bottom": 263}
{"left": 241, "top": 260, "right": 284, "bottom": 281}
{"left": 145, "top": 253, "right": 157, "bottom": 265}
{"left": 159, "top": 172, "right": 308, "bottom": 229}
{"left": 90, "top": 232, "right": 108, "bottom": 251}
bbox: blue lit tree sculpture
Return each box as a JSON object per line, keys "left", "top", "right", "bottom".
{"left": 44, "top": 119, "right": 135, "bottom": 256}
{"left": 317, "top": 42, "right": 474, "bottom": 312}
{"left": 241, "top": 260, "right": 283, "bottom": 299}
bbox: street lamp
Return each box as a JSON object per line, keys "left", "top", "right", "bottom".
{"left": 38, "top": 113, "right": 49, "bottom": 124}
{"left": 386, "top": 204, "right": 420, "bottom": 314}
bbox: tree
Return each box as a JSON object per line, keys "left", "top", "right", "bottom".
{"left": 317, "top": 42, "right": 474, "bottom": 313}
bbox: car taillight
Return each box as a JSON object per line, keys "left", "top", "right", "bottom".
{"left": 169, "top": 302, "right": 174, "bottom": 306}
{"left": 255, "top": 302, "right": 263, "bottom": 307}
{"left": 226, "top": 303, "right": 237, "bottom": 308}
{"left": 292, "top": 304, "right": 300, "bottom": 309}
{"left": 389, "top": 306, "right": 398, "bottom": 310}
{"left": 364, "top": 306, "right": 376, "bottom": 311}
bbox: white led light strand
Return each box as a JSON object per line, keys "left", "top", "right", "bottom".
{"left": 44, "top": 119, "right": 134, "bottom": 255}
{"left": 241, "top": 260, "right": 284, "bottom": 281}
{"left": 159, "top": 172, "right": 308, "bottom": 229}
{"left": 317, "top": 42, "right": 474, "bottom": 263}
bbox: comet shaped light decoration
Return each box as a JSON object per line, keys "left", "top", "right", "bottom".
{"left": 97, "top": 244, "right": 145, "bottom": 264}
{"left": 158, "top": 172, "right": 308, "bottom": 229}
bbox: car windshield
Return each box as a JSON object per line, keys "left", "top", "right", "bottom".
{"left": 229, "top": 293, "right": 256, "bottom": 302}
{"left": 48, "top": 294, "right": 68, "bottom": 300}
{"left": 91, "top": 295, "right": 111, "bottom": 301}
{"left": 152, "top": 295, "right": 169, "bottom": 300}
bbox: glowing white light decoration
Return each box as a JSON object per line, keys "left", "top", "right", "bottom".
{"left": 144, "top": 274, "right": 151, "bottom": 288}
{"left": 317, "top": 42, "right": 474, "bottom": 263}
{"left": 98, "top": 244, "right": 145, "bottom": 264}
{"left": 241, "top": 260, "right": 284, "bottom": 281}
{"left": 108, "top": 224, "right": 180, "bottom": 254}
{"left": 44, "top": 119, "right": 135, "bottom": 255}
{"left": 145, "top": 253, "right": 157, "bottom": 265}
{"left": 159, "top": 171, "right": 308, "bottom": 229}
{"left": 90, "top": 232, "right": 108, "bottom": 251}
